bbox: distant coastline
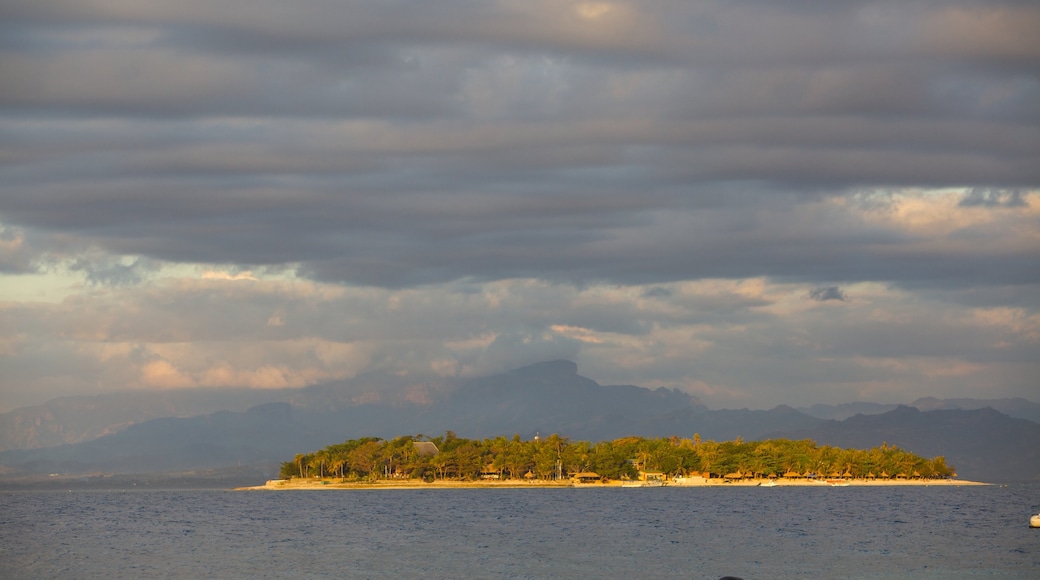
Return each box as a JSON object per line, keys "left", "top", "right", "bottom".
{"left": 236, "top": 477, "right": 988, "bottom": 491}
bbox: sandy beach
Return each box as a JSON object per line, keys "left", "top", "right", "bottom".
{"left": 236, "top": 477, "right": 988, "bottom": 491}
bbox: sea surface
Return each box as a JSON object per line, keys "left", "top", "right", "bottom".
{"left": 2, "top": 483, "right": 1038, "bottom": 579}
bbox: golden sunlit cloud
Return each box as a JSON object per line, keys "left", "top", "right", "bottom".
{"left": 201, "top": 270, "right": 258, "bottom": 281}
{"left": 575, "top": 2, "right": 614, "bottom": 20}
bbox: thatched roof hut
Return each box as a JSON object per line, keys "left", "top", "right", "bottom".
{"left": 413, "top": 441, "right": 439, "bottom": 456}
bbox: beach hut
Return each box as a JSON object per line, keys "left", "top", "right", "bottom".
{"left": 413, "top": 441, "right": 439, "bottom": 456}
{"left": 572, "top": 472, "right": 601, "bottom": 484}
{"left": 640, "top": 471, "right": 666, "bottom": 483}
{"left": 480, "top": 464, "right": 501, "bottom": 479}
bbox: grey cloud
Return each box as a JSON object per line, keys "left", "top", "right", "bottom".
{"left": 641, "top": 287, "right": 671, "bottom": 299}
{"left": 1, "top": 0, "right": 1037, "bottom": 414}
{"left": 69, "top": 256, "right": 161, "bottom": 286}
{"left": 809, "top": 287, "right": 848, "bottom": 302}
{"left": 471, "top": 331, "right": 583, "bottom": 377}
{"left": 0, "top": 0, "right": 1038, "bottom": 292}
{"left": 0, "top": 226, "right": 35, "bottom": 273}
{"left": 959, "top": 188, "right": 1028, "bottom": 208}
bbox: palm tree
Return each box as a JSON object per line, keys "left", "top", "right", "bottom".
{"left": 293, "top": 454, "right": 309, "bottom": 478}
{"left": 698, "top": 440, "right": 720, "bottom": 473}
{"left": 307, "top": 453, "right": 325, "bottom": 479}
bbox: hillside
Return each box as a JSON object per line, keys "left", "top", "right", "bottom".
{"left": 772, "top": 406, "right": 1040, "bottom": 482}
{"left": 0, "top": 361, "right": 819, "bottom": 478}
{"left": 799, "top": 398, "right": 1040, "bottom": 423}
{"left": 1, "top": 361, "right": 1036, "bottom": 483}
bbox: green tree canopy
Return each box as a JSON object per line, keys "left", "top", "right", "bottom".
{"left": 280, "top": 433, "right": 956, "bottom": 483}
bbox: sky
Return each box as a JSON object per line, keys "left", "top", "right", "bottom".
{"left": 1, "top": 0, "right": 1038, "bottom": 413}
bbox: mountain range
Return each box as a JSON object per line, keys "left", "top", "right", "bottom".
{"left": 2, "top": 360, "right": 1037, "bottom": 484}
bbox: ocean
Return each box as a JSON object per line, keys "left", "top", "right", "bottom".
{"left": 2, "top": 483, "right": 1038, "bottom": 579}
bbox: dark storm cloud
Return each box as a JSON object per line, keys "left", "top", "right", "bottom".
{"left": 0, "top": 0, "right": 1037, "bottom": 290}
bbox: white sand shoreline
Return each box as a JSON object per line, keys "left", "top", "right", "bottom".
{"left": 236, "top": 477, "right": 988, "bottom": 491}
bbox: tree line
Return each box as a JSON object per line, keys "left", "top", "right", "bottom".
{"left": 280, "top": 431, "right": 954, "bottom": 482}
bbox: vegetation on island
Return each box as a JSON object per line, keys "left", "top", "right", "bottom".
{"left": 280, "top": 432, "right": 955, "bottom": 482}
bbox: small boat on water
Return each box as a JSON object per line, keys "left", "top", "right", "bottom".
{"left": 1031, "top": 513, "right": 1040, "bottom": 528}
{"left": 622, "top": 480, "right": 665, "bottom": 488}
{"left": 759, "top": 480, "right": 777, "bottom": 487}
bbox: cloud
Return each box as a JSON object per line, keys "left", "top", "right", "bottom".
{"left": 809, "top": 287, "right": 848, "bottom": 302}
{"left": 1, "top": 272, "right": 1035, "bottom": 412}
{"left": 0, "top": 226, "right": 34, "bottom": 273}
{"left": 0, "top": 0, "right": 1037, "bottom": 411}
{"left": 958, "top": 188, "right": 1028, "bottom": 208}
{"left": 69, "top": 255, "right": 161, "bottom": 286}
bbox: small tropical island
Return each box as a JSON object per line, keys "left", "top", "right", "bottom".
{"left": 239, "top": 432, "right": 986, "bottom": 489}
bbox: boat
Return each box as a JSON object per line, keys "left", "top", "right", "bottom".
{"left": 759, "top": 480, "right": 777, "bottom": 487}
{"left": 1031, "top": 513, "right": 1040, "bottom": 528}
{"left": 622, "top": 480, "right": 665, "bottom": 488}
{"left": 671, "top": 475, "right": 709, "bottom": 486}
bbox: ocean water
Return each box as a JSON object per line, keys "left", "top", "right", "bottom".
{"left": 2, "top": 484, "right": 1038, "bottom": 579}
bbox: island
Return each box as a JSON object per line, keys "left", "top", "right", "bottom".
{"left": 237, "top": 432, "right": 987, "bottom": 489}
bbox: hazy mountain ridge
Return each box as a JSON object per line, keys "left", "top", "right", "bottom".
{"left": 1, "top": 361, "right": 1036, "bottom": 483}
{"left": 0, "top": 389, "right": 296, "bottom": 451}
{"left": 908, "top": 397, "right": 1040, "bottom": 424}
{"left": 772, "top": 406, "right": 1040, "bottom": 482}
{"left": 0, "top": 360, "right": 811, "bottom": 478}
{"left": 410, "top": 360, "right": 708, "bottom": 439}
{"left": 798, "top": 397, "right": 1040, "bottom": 423}
{"left": 0, "top": 371, "right": 459, "bottom": 452}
